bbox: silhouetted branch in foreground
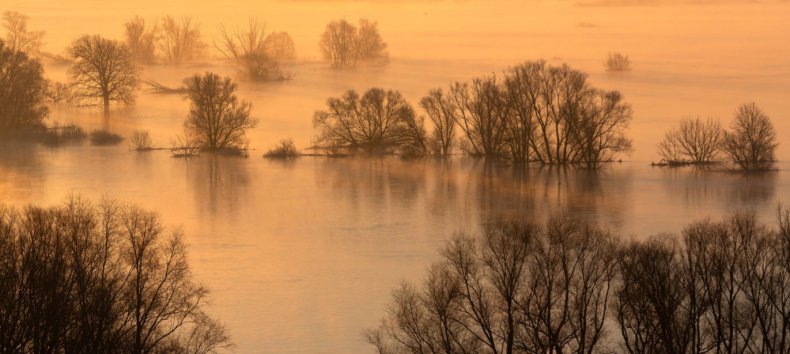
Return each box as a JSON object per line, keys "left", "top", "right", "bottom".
{"left": 0, "top": 196, "right": 232, "bottom": 354}
{"left": 367, "top": 205, "right": 790, "bottom": 354}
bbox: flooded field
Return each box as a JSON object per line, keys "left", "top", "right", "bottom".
{"left": 1, "top": 0, "right": 789, "bottom": 352}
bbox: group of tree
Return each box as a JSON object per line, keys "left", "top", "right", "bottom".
{"left": 123, "top": 15, "right": 206, "bottom": 66}
{"left": 366, "top": 205, "right": 790, "bottom": 354}
{"left": 0, "top": 196, "right": 232, "bottom": 354}
{"left": 313, "top": 60, "right": 634, "bottom": 168}
{"left": 215, "top": 18, "right": 294, "bottom": 81}
{"left": 657, "top": 102, "right": 778, "bottom": 171}
{"left": 319, "top": 18, "right": 388, "bottom": 69}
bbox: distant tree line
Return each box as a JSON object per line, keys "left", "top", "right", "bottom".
{"left": 313, "top": 60, "right": 634, "bottom": 168}
{"left": 0, "top": 196, "right": 232, "bottom": 354}
{"left": 366, "top": 205, "right": 790, "bottom": 354}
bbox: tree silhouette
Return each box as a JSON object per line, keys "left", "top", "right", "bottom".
{"left": 319, "top": 18, "right": 388, "bottom": 69}
{"left": 67, "top": 35, "right": 140, "bottom": 106}
{"left": 720, "top": 102, "right": 778, "bottom": 171}
{"left": 0, "top": 39, "right": 49, "bottom": 132}
{"left": 2, "top": 11, "right": 45, "bottom": 56}
{"left": 183, "top": 72, "right": 258, "bottom": 150}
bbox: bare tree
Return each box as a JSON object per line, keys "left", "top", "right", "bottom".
{"left": 366, "top": 216, "right": 617, "bottom": 354}
{"left": 497, "top": 60, "right": 634, "bottom": 167}
{"left": 720, "top": 102, "right": 778, "bottom": 171}
{"left": 657, "top": 117, "right": 722, "bottom": 164}
{"left": 446, "top": 76, "right": 508, "bottom": 156}
{"left": 319, "top": 19, "right": 357, "bottom": 69}
{"left": 355, "top": 19, "right": 388, "bottom": 63}
{"left": 183, "top": 72, "right": 258, "bottom": 151}
{"left": 573, "top": 89, "right": 633, "bottom": 168}
{"left": 420, "top": 89, "right": 456, "bottom": 156}
{"left": 2, "top": 11, "right": 45, "bottom": 56}
{"left": 313, "top": 88, "right": 417, "bottom": 154}
{"left": 615, "top": 236, "right": 705, "bottom": 354}
{"left": 124, "top": 16, "right": 159, "bottom": 64}
{"left": 605, "top": 52, "right": 630, "bottom": 71}
{"left": 160, "top": 16, "right": 205, "bottom": 65}
{"left": 0, "top": 39, "right": 49, "bottom": 132}
{"left": 263, "top": 31, "right": 296, "bottom": 60}
{"left": 67, "top": 35, "right": 141, "bottom": 106}
{"left": 400, "top": 115, "right": 432, "bottom": 157}
{"left": 216, "top": 18, "right": 287, "bottom": 81}
{"left": 319, "top": 18, "right": 388, "bottom": 69}
{"left": 0, "top": 196, "right": 232, "bottom": 354}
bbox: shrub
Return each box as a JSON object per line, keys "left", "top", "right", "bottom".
{"left": 89, "top": 129, "right": 123, "bottom": 146}
{"left": 264, "top": 138, "right": 300, "bottom": 158}
{"left": 130, "top": 129, "right": 154, "bottom": 151}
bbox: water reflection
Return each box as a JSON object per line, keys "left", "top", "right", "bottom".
{"left": 658, "top": 166, "right": 777, "bottom": 212}
{"left": 0, "top": 149, "right": 788, "bottom": 354}
{"left": 187, "top": 155, "right": 251, "bottom": 218}
{"left": 0, "top": 142, "right": 46, "bottom": 202}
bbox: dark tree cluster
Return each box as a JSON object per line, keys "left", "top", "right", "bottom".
{"left": 312, "top": 88, "right": 425, "bottom": 155}
{"left": 0, "top": 196, "right": 232, "bottom": 354}
{"left": 656, "top": 102, "right": 778, "bottom": 171}
{"left": 367, "top": 206, "right": 790, "bottom": 354}
{"left": 313, "top": 60, "right": 634, "bottom": 168}
{"left": 0, "top": 39, "right": 49, "bottom": 132}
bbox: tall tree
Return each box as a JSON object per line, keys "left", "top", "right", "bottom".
{"left": 67, "top": 35, "right": 140, "bottom": 106}
{"left": 183, "top": 72, "right": 258, "bottom": 150}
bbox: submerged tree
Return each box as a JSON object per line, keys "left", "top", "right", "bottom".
{"left": 183, "top": 72, "right": 258, "bottom": 150}
{"left": 319, "top": 18, "right": 388, "bottom": 69}
{"left": 124, "top": 16, "right": 159, "bottom": 64}
{"left": 67, "top": 35, "right": 141, "bottom": 106}
{"left": 419, "top": 89, "right": 456, "bottom": 156}
{"left": 446, "top": 76, "right": 508, "bottom": 157}
{"left": 720, "top": 102, "right": 778, "bottom": 171}
{"left": 312, "top": 88, "right": 417, "bottom": 154}
{"left": 657, "top": 117, "right": 722, "bottom": 164}
{"left": 216, "top": 18, "right": 287, "bottom": 81}
{"left": 605, "top": 52, "right": 630, "bottom": 71}
{"left": 0, "top": 39, "right": 49, "bottom": 132}
{"left": 160, "top": 16, "right": 205, "bottom": 65}
{"left": 2, "top": 11, "right": 45, "bottom": 56}
{"left": 264, "top": 31, "right": 296, "bottom": 60}
{"left": 429, "top": 60, "right": 633, "bottom": 166}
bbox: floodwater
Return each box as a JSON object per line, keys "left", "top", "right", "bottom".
{"left": 2, "top": 0, "right": 790, "bottom": 353}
